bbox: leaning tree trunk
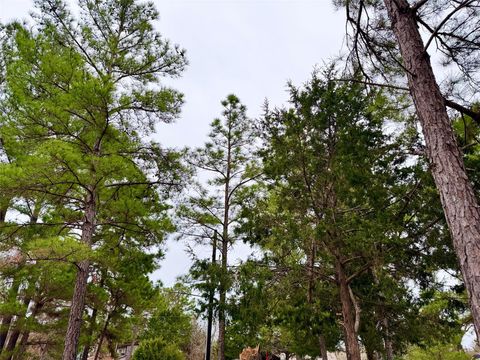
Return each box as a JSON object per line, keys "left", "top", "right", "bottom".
{"left": 15, "top": 300, "right": 43, "bottom": 360}
{"left": 335, "top": 260, "right": 361, "bottom": 360}
{"left": 383, "top": 0, "right": 480, "bottom": 340}
{"left": 4, "top": 295, "right": 31, "bottom": 360}
{"left": 62, "top": 189, "right": 96, "bottom": 360}
{"left": 93, "top": 312, "right": 111, "bottom": 360}
{"left": 0, "top": 279, "right": 21, "bottom": 353}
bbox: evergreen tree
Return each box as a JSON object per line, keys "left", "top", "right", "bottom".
{"left": 0, "top": 1, "right": 187, "bottom": 358}
{"left": 338, "top": 0, "right": 480, "bottom": 337}
{"left": 178, "top": 95, "right": 259, "bottom": 360}
{"left": 237, "top": 68, "right": 455, "bottom": 360}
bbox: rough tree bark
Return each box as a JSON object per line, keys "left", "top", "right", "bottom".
{"left": 335, "top": 260, "right": 361, "bottom": 360}
{"left": 62, "top": 187, "right": 96, "bottom": 360}
{"left": 383, "top": 0, "right": 480, "bottom": 339}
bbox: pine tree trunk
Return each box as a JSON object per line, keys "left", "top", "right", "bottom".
{"left": 62, "top": 189, "right": 96, "bottom": 360}
{"left": 0, "top": 279, "right": 21, "bottom": 353}
{"left": 218, "top": 131, "right": 232, "bottom": 360}
{"left": 0, "top": 315, "right": 14, "bottom": 353}
{"left": 14, "top": 300, "right": 43, "bottom": 360}
{"left": 335, "top": 260, "right": 361, "bottom": 360}
{"left": 93, "top": 312, "right": 111, "bottom": 360}
{"left": 5, "top": 331, "right": 21, "bottom": 360}
{"left": 383, "top": 0, "right": 480, "bottom": 339}
{"left": 4, "top": 296, "right": 31, "bottom": 360}
{"left": 217, "top": 229, "right": 228, "bottom": 360}
{"left": 107, "top": 337, "right": 117, "bottom": 359}
{"left": 125, "top": 335, "right": 137, "bottom": 360}
{"left": 81, "top": 308, "right": 98, "bottom": 360}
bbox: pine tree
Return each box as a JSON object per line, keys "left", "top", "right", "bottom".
{"left": 0, "top": 1, "right": 187, "bottom": 358}
{"left": 178, "top": 95, "right": 259, "bottom": 360}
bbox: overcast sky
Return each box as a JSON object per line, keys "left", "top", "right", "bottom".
{"left": 0, "top": 0, "right": 346, "bottom": 286}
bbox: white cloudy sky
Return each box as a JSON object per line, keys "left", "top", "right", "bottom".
{"left": 0, "top": 0, "right": 345, "bottom": 286}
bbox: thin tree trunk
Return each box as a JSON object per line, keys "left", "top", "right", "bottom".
{"left": 81, "top": 307, "right": 98, "bottom": 360}
{"left": 335, "top": 260, "right": 361, "bottom": 360}
{"left": 4, "top": 296, "right": 31, "bottom": 360}
{"left": 125, "top": 334, "right": 137, "bottom": 360}
{"left": 218, "top": 129, "right": 232, "bottom": 360}
{"left": 383, "top": 0, "right": 480, "bottom": 339}
{"left": 348, "top": 285, "right": 360, "bottom": 335}
{"left": 0, "top": 315, "right": 14, "bottom": 353}
{"left": 107, "top": 336, "right": 118, "bottom": 360}
{"left": 0, "top": 190, "right": 13, "bottom": 353}
{"left": 10, "top": 209, "right": 42, "bottom": 360}
{"left": 93, "top": 312, "right": 111, "bottom": 360}
{"left": 319, "top": 334, "right": 328, "bottom": 360}
{"left": 206, "top": 232, "right": 217, "bottom": 360}
{"left": 217, "top": 227, "right": 228, "bottom": 360}
{"left": 306, "top": 239, "right": 328, "bottom": 360}
{"left": 382, "top": 316, "right": 394, "bottom": 360}
{"left": 371, "top": 267, "right": 393, "bottom": 360}
{"left": 0, "top": 279, "right": 21, "bottom": 353}
{"left": 62, "top": 188, "right": 96, "bottom": 360}
{"left": 14, "top": 300, "right": 43, "bottom": 360}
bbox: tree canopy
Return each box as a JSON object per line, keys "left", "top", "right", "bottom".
{"left": 0, "top": 1, "right": 479, "bottom": 360}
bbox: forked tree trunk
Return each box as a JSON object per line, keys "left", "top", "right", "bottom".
{"left": 62, "top": 189, "right": 96, "bottom": 360}
{"left": 335, "top": 260, "right": 361, "bottom": 360}
{"left": 383, "top": 0, "right": 480, "bottom": 339}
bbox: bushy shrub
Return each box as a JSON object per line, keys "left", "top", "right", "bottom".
{"left": 132, "top": 338, "right": 185, "bottom": 360}
{"left": 403, "top": 343, "right": 470, "bottom": 360}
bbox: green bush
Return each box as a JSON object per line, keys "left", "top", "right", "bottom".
{"left": 403, "top": 343, "right": 470, "bottom": 360}
{"left": 132, "top": 338, "right": 185, "bottom": 360}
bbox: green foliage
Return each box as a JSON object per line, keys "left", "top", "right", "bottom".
{"left": 0, "top": 0, "right": 188, "bottom": 356}
{"left": 403, "top": 343, "right": 470, "bottom": 360}
{"left": 141, "top": 285, "right": 194, "bottom": 351}
{"left": 132, "top": 338, "right": 185, "bottom": 360}
{"left": 230, "top": 66, "right": 456, "bottom": 358}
